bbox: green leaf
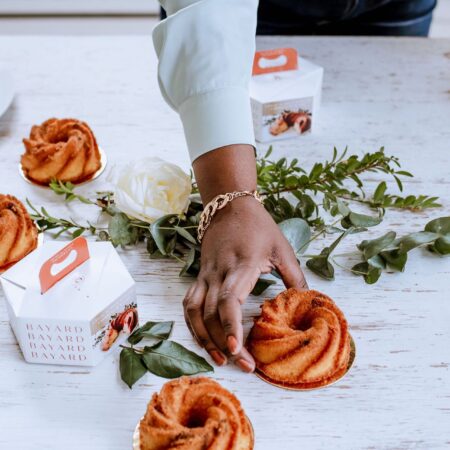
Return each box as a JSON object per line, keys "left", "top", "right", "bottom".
{"left": 373, "top": 181, "right": 387, "bottom": 202}
{"left": 343, "top": 212, "right": 382, "bottom": 228}
{"left": 367, "top": 254, "right": 386, "bottom": 270}
{"left": 351, "top": 262, "right": 382, "bottom": 284}
{"left": 251, "top": 278, "right": 277, "bottom": 295}
{"left": 149, "top": 214, "right": 178, "bottom": 255}
{"left": 108, "top": 212, "right": 136, "bottom": 246}
{"left": 278, "top": 218, "right": 311, "bottom": 255}
{"left": 174, "top": 226, "right": 197, "bottom": 244}
{"left": 424, "top": 216, "right": 450, "bottom": 235}
{"left": 128, "top": 321, "right": 174, "bottom": 345}
{"left": 142, "top": 341, "right": 213, "bottom": 379}
{"left": 264, "top": 146, "right": 273, "bottom": 158}
{"left": 380, "top": 249, "right": 408, "bottom": 271}
{"left": 293, "top": 194, "right": 316, "bottom": 219}
{"left": 71, "top": 228, "right": 84, "bottom": 238}
{"left": 424, "top": 217, "right": 450, "bottom": 255}
{"left": 179, "top": 248, "right": 197, "bottom": 277}
{"left": 430, "top": 235, "right": 450, "bottom": 255}
{"left": 336, "top": 199, "right": 350, "bottom": 216}
{"left": 306, "top": 257, "right": 335, "bottom": 280}
{"left": 358, "top": 231, "right": 396, "bottom": 260}
{"left": 119, "top": 347, "right": 147, "bottom": 389}
{"left": 397, "top": 231, "right": 438, "bottom": 253}
{"left": 364, "top": 266, "right": 382, "bottom": 284}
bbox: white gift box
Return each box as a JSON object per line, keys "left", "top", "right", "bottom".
{"left": 250, "top": 48, "right": 323, "bottom": 143}
{"left": 0, "top": 237, "right": 138, "bottom": 366}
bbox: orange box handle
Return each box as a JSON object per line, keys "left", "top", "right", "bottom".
{"left": 39, "top": 236, "right": 90, "bottom": 294}
{"left": 252, "top": 48, "right": 298, "bottom": 75}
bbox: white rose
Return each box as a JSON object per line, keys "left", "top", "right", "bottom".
{"left": 112, "top": 157, "right": 191, "bottom": 223}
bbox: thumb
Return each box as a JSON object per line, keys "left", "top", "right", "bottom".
{"left": 275, "top": 243, "right": 309, "bottom": 291}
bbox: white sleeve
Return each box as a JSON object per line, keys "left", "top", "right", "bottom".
{"left": 153, "top": 0, "right": 258, "bottom": 161}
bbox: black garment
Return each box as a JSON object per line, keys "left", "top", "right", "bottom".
{"left": 160, "top": 0, "right": 437, "bottom": 36}
{"left": 257, "top": 0, "right": 437, "bottom": 36}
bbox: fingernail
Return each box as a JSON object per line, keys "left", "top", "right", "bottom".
{"left": 210, "top": 350, "right": 226, "bottom": 366}
{"left": 236, "top": 358, "right": 255, "bottom": 373}
{"left": 227, "top": 335, "right": 239, "bottom": 355}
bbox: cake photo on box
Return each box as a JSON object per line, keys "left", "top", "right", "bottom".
{"left": 0, "top": 236, "right": 138, "bottom": 366}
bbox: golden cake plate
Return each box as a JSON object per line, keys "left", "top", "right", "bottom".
{"left": 253, "top": 334, "right": 356, "bottom": 391}
{"left": 19, "top": 147, "right": 107, "bottom": 188}
{"left": 132, "top": 414, "right": 255, "bottom": 450}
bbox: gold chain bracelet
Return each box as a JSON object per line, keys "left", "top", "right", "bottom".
{"left": 197, "top": 190, "right": 262, "bottom": 242}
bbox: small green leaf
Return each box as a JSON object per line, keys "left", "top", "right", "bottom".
{"left": 424, "top": 216, "right": 450, "bottom": 235}
{"left": 306, "top": 257, "right": 335, "bottom": 280}
{"left": 351, "top": 262, "right": 382, "bottom": 284}
{"left": 278, "top": 218, "right": 311, "bottom": 255}
{"left": 108, "top": 213, "right": 135, "bottom": 246}
{"left": 336, "top": 199, "right": 350, "bottom": 216}
{"left": 367, "top": 254, "right": 386, "bottom": 270}
{"left": 373, "top": 181, "right": 387, "bottom": 202}
{"left": 128, "top": 321, "right": 174, "bottom": 345}
{"left": 343, "top": 212, "right": 382, "bottom": 228}
{"left": 293, "top": 194, "right": 316, "bottom": 219}
{"left": 358, "top": 231, "right": 396, "bottom": 260}
{"left": 430, "top": 235, "right": 450, "bottom": 255}
{"left": 150, "top": 214, "right": 178, "bottom": 255}
{"left": 142, "top": 341, "right": 213, "bottom": 379}
{"left": 71, "top": 228, "right": 84, "bottom": 238}
{"left": 364, "top": 266, "right": 382, "bottom": 284}
{"left": 174, "top": 226, "right": 197, "bottom": 244}
{"left": 424, "top": 217, "right": 450, "bottom": 255}
{"left": 120, "top": 347, "right": 147, "bottom": 389}
{"left": 251, "top": 278, "right": 277, "bottom": 295}
{"left": 179, "top": 248, "right": 197, "bottom": 277}
{"left": 397, "top": 231, "right": 438, "bottom": 253}
{"left": 380, "top": 249, "right": 408, "bottom": 271}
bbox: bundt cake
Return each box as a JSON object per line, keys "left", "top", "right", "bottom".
{"left": 247, "top": 289, "right": 351, "bottom": 389}
{"left": 21, "top": 118, "right": 101, "bottom": 185}
{"left": 0, "top": 194, "right": 38, "bottom": 271}
{"left": 138, "top": 377, "right": 253, "bottom": 450}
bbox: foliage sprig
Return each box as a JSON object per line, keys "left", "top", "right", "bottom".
{"left": 27, "top": 146, "right": 448, "bottom": 291}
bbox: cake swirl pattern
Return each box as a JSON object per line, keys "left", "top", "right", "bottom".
{"left": 139, "top": 377, "right": 253, "bottom": 450}
{"left": 247, "top": 289, "right": 351, "bottom": 388}
{"left": 21, "top": 118, "right": 101, "bottom": 185}
{"left": 0, "top": 194, "right": 38, "bottom": 271}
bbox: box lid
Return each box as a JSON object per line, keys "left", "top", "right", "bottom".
{"left": 250, "top": 56, "right": 323, "bottom": 103}
{"left": 1, "top": 238, "right": 134, "bottom": 321}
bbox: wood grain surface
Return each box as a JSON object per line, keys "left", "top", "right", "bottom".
{"left": 0, "top": 36, "right": 449, "bottom": 450}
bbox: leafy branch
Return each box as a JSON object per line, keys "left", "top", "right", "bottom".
{"left": 119, "top": 320, "right": 212, "bottom": 388}
{"left": 28, "top": 146, "right": 448, "bottom": 291}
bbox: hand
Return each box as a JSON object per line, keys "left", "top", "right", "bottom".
{"left": 183, "top": 195, "right": 308, "bottom": 372}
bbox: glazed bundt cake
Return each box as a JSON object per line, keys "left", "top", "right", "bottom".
{"left": 247, "top": 289, "right": 351, "bottom": 389}
{"left": 0, "top": 194, "right": 38, "bottom": 271}
{"left": 21, "top": 118, "right": 101, "bottom": 185}
{"left": 139, "top": 377, "right": 253, "bottom": 450}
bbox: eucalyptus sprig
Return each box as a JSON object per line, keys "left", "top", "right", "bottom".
{"left": 119, "top": 320, "right": 213, "bottom": 388}
{"left": 28, "top": 146, "right": 448, "bottom": 291}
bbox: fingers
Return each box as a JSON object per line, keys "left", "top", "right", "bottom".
{"left": 184, "top": 267, "right": 257, "bottom": 373}
{"left": 204, "top": 280, "right": 256, "bottom": 372}
{"left": 183, "top": 280, "right": 227, "bottom": 366}
{"left": 275, "top": 242, "right": 309, "bottom": 291}
{"left": 217, "top": 266, "right": 260, "bottom": 355}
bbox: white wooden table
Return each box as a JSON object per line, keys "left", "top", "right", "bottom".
{"left": 0, "top": 35, "right": 449, "bottom": 450}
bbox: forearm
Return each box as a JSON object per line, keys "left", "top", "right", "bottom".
{"left": 153, "top": 0, "right": 258, "bottom": 161}
{"left": 193, "top": 145, "right": 257, "bottom": 204}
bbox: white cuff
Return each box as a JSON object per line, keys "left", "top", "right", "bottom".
{"left": 178, "top": 86, "right": 255, "bottom": 161}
